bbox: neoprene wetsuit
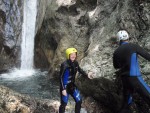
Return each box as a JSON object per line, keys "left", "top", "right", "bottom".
{"left": 113, "top": 42, "right": 150, "bottom": 113}
{"left": 59, "top": 59, "right": 87, "bottom": 113}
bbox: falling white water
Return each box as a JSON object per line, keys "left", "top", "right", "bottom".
{"left": 21, "top": 0, "right": 37, "bottom": 69}
{"left": 0, "top": 0, "right": 38, "bottom": 80}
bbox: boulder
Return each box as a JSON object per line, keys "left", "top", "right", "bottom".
{"left": 0, "top": 85, "right": 60, "bottom": 113}
{"left": 77, "top": 76, "right": 150, "bottom": 113}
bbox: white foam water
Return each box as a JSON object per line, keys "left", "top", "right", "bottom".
{"left": 21, "top": 0, "right": 37, "bottom": 69}
{"left": 0, "top": 68, "right": 36, "bottom": 80}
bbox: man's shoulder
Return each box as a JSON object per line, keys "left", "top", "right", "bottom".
{"left": 127, "top": 43, "right": 140, "bottom": 49}
{"left": 115, "top": 43, "right": 139, "bottom": 52}
{"left": 117, "top": 42, "right": 134, "bottom": 49}
{"left": 128, "top": 43, "right": 137, "bottom": 46}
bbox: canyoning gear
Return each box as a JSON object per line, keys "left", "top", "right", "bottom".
{"left": 59, "top": 84, "right": 82, "bottom": 113}
{"left": 59, "top": 59, "right": 87, "bottom": 113}
{"left": 66, "top": 48, "right": 77, "bottom": 59}
{"left": 113, "top": 42, "right": 150, "bottom": 76}
{"left": 119, "top": 76, "right": 150, "bottom": 113}
{"left": 117, "top": 30, "right": 129, "bottom": 41}
{"left": 60, "top": 60, "right": 87, "bottom": 90}
{"left": 113, "top": 42, "right": 150, "bottom": 113}
{"left": 59, "top": 83, "right": 82, "bottom": 113}
{"left": 60, "top": 83, "right": 82, "bottom": 103}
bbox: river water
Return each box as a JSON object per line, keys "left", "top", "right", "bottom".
{"left": 0, "top": 69, "right": 87, "bottom": 113}
{"left": 0, "top": 69, "right": 59, "bottom": 99}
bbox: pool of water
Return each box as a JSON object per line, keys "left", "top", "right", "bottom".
{"left": 0, "top": 69, "right": 87, "bottom": 113}
{"left": 0, "top": 69, "right": 60, "bottom": 100}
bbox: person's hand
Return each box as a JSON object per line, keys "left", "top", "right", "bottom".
{"left": 62, "top": 90, "right": 67, "bottom": 96}
{"left": 88, "top": 72, "right": 95, "bottom": 79}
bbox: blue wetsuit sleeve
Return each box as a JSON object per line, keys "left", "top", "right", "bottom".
{"left": 60, "top": 63, "right": 67, "bottom": 90}
{"left": 135, "top": 44, "right": 150, "bottom": 61}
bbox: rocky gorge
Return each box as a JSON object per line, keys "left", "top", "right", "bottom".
{"left": 0, "top": 0, "right": 150, "bottom": 113}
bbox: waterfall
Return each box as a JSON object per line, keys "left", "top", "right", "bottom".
{"left": 21, "top": 0, "right": 37, "bottom": 69}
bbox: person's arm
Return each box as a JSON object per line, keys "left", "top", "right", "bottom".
{"left": 135, "top": 44, "right": 150, "bottom": 61}
{"left": 60, "top": 63, "right": 67, "bottom": 90}
{"left": 77, "top": 62, "right": 88, "bottom": 78}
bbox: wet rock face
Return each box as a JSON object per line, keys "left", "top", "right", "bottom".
{"left": 0, "top": 0, "right": 49, "bottom": 71}
{"left": 34, "top": 0, "right": 150, "bottom": 112}
{"left": 35, "top": 0, "right": 150, "bottom": 77}
{"left": 79, "top": 0, "right": 150, "bottom": 78}
{"left": 0, "top": 0, "right": 150, "bottom": 112}
{"left": 0, "top": 0, "right": 23, "bottom": 70}
{"left": 35, "top": 0, "right": 91, "bottom": 71}
{"left": 0, "top": 10, "right": 6, "bottom": 52}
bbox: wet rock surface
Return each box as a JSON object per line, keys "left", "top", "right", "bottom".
{"left": 34, "top": 0, "right": 150, "bottom": 112}
{"left": 0, "top": 0, "right": 49, "bottom": 71}
{"left": 0, "top": 0, "right": 23, "bottom": 70}
{"left": 0, "top": 85, "right": 60, "bottom": 113}
{"left": 35, "top": 0, "right": 150, "bottom": 78}
{"left": 1, "top": 0, "right": 150, "bottom": 113}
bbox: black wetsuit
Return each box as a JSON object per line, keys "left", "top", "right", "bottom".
{"left": 59, "top": 60, "right": 87, "bottom": 113}
{"left": 113, "top": 42, "right": 150, "bottom": 113}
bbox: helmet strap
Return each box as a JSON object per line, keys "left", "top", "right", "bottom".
{"left": 119, "top": 40, "right": 123, "bottom": 45}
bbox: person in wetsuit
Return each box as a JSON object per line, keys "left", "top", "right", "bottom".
{"left": 59, "top": 48, "right": 94, "bottom": 113}
{"left": 113, "top": 30, "right": 150, "bottom": 113}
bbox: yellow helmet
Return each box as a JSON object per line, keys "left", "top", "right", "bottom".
{"left": 65, "top": 48, "right": 77, "bottom": 59}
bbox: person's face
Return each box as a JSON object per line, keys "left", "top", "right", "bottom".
{"left": 69, "top": 52, "right": 77, "bottom": 61}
